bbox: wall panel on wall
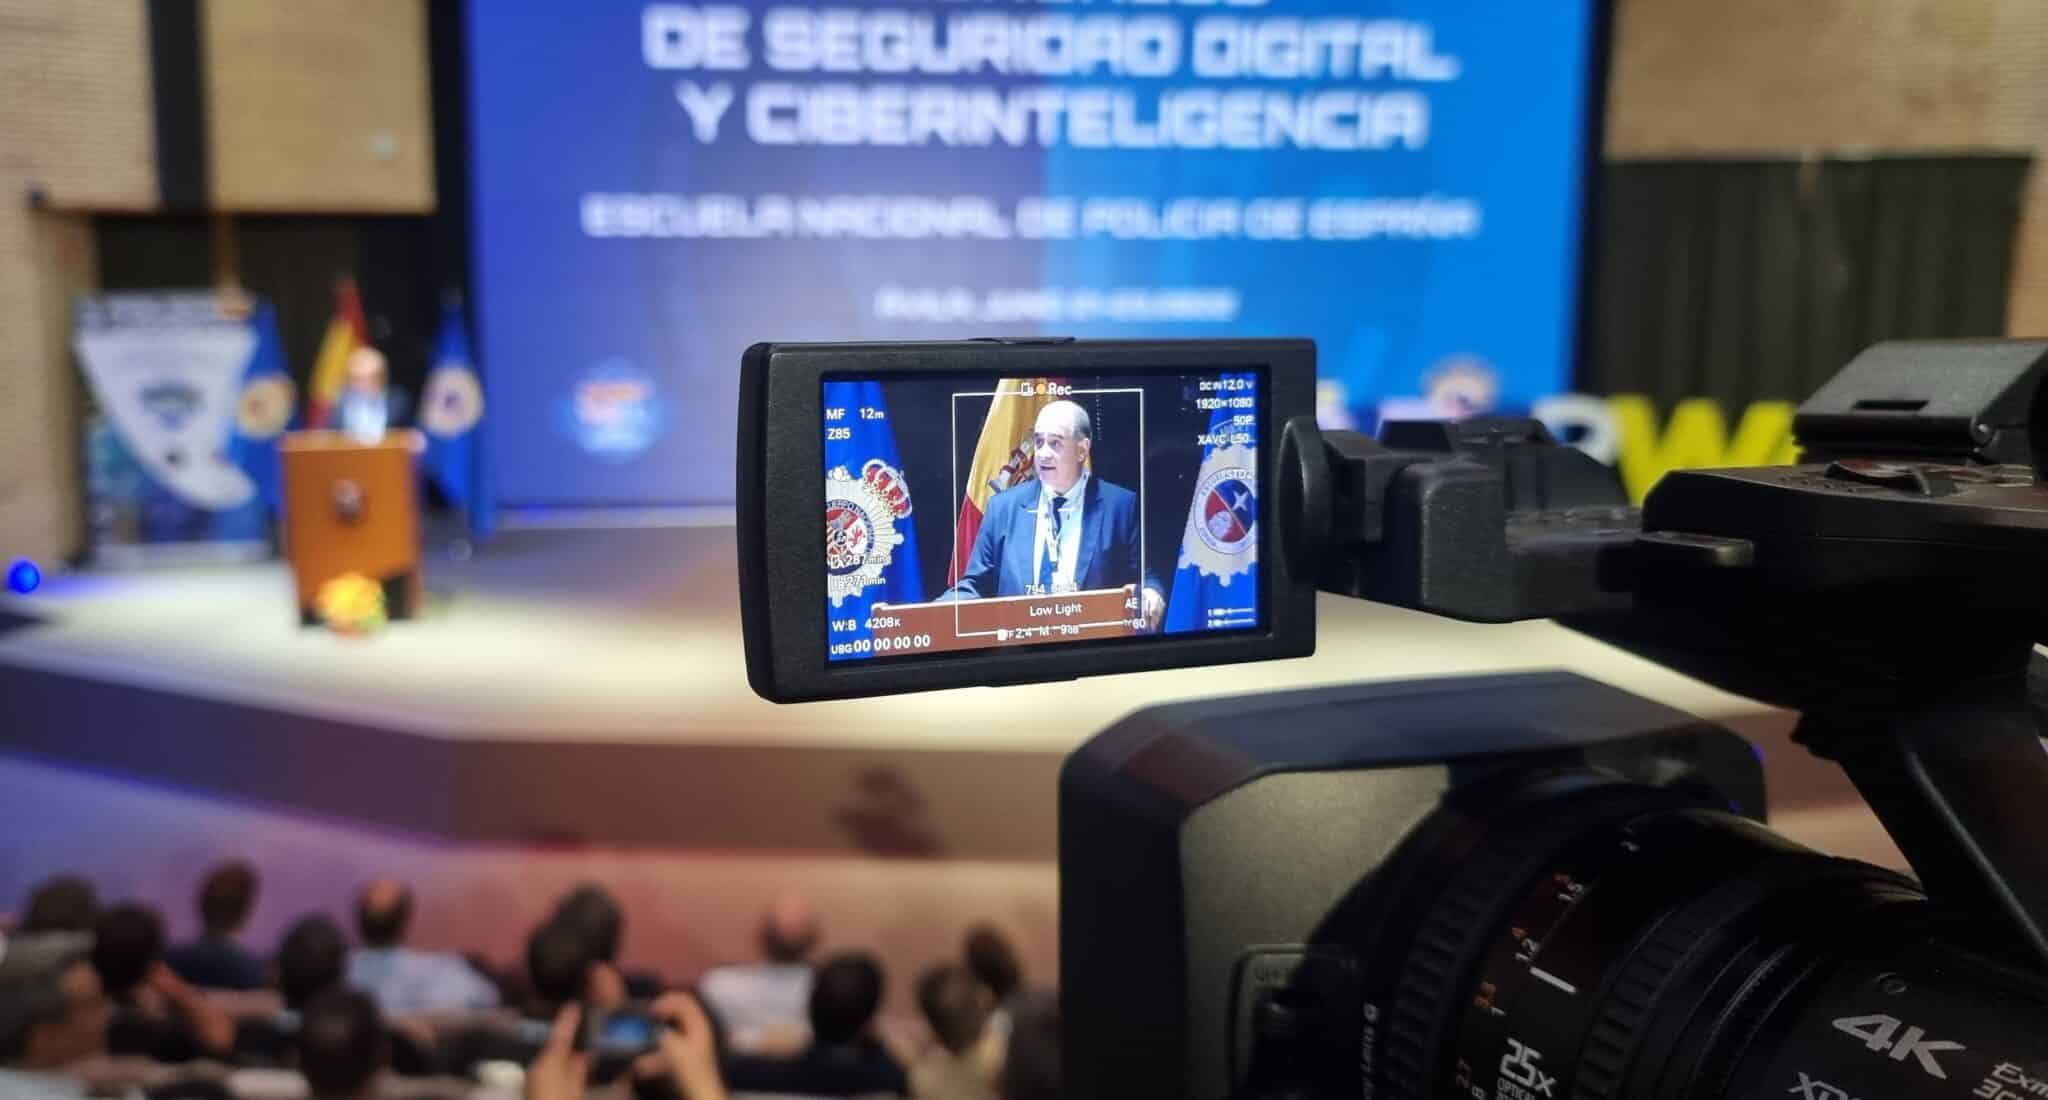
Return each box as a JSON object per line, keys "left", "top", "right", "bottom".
{"left": 0, "top": 0, "right": 159, "bottom": 209}
{"left": 0, "top": 208, "right": 96, "bottom": 568}
{"left": 201, "top": 0, "right": 434, "bottom": 212}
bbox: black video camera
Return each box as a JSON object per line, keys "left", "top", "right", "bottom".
{"left": 736, "top": 338, "right": 2048, "bottom": 1099}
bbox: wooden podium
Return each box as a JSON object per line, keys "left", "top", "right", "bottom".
{"left": 281, "top": 431, "right": 421, "bottom": 625}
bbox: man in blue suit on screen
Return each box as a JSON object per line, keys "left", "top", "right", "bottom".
{"left": 943, "top": 400, "right": 1166, "bottom": 631}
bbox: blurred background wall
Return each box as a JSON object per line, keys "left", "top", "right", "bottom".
{"left": 6, "top": 0, "right": 2045, "bottom": 565}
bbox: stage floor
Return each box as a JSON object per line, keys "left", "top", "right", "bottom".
{"left": 1, "top": 526, "right": 1892, "bottom": 862}
{"left": 1, "top": 526, "right": 1780, "bottom": 745}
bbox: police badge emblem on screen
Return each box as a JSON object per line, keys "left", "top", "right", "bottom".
{"left": 737, "top": 340, "right": 1316, "bottom": 701}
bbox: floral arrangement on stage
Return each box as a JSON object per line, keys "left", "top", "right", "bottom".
{"left": 315, "top": 572, "right": 387, "bottom": 636}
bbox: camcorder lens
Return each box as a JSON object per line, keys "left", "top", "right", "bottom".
{"left": 1344, "top": 775, "right": 2048, "bottom": 1100}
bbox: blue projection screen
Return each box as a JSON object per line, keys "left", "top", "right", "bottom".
{"left": 470, "top": 0, "right": 1596, "bottom": 508}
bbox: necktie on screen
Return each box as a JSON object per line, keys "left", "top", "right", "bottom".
{"left": 1038, "top": 494, "right": 1066, "bottom": 592}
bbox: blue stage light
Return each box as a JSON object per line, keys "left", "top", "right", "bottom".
{"left": 7, "top": 559, "right": 41, "bottom": 594}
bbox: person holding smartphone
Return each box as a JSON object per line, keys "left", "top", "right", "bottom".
{"left": 526, "top": 992, "right": 728, "bottom": 1100}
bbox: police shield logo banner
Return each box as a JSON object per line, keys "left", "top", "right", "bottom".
{"left": 823, "top": 380, "right": 924, "bottom": 659}
{"left": 1165, "top": 372, "right": 1258, "bottom": 633}
{"left": 76, "top": 292, "right": 284, "bottom": 563}
{"left": 75, "top": 295, "right": 260, "bottom": 512}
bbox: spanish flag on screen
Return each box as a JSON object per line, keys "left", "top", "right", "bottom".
{"left": 305, "top": 278, "right": 369, "bottom": 428}
{"left": 951, "top": 379, "right": 1064, "bottom": 582}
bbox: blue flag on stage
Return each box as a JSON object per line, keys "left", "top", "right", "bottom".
{"left": 1165, "top": 372, "right": 1260, "bottom": 634}
{"left": 822, "top": 380, "right": 924, "bottom": 656}
{"left": 421, "top": 300, "right": 494, "bottom": 538}
{"left": 228, "top": 303, "right": 294, "bottom": 518}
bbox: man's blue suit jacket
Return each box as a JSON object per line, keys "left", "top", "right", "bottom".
{"left": 944, "top": 476, "right": 1158, "bottom": 599}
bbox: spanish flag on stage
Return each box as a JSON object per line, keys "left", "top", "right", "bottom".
{"left": 305, "top": 278, "right": 369, "bottom": 429}
{"left": 951, "top": 379, "right": 1063, "bottom": 582}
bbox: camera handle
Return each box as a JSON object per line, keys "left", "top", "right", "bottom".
{"left": 1792, "top": 652, "right": 2048, "bottom": 969}
{"left": 1547, "top": 592, "right": 2048, "bottom": 973}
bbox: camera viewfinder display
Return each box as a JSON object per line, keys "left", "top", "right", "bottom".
{"left": 822, "top": 369, "right": 1262, "bottom": 663}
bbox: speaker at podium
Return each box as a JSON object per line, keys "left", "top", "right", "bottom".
{"left": 281, "top": 431, "right": 422, "bottom": 625}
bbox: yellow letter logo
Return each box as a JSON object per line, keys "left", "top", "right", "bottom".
{"left": 1609, "top": 396, "right": 1797, "bottom": 502}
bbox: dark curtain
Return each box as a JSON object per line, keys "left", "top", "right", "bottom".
{"left": 94, "top": 215, "right": 447, "bottom": 400}
{"left": 1582, "top": 155, "right": 2031, "bottom": 410}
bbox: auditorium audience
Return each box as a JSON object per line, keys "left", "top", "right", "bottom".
{"left": 345, "top": 879, "right": 499, "bottom": 1017}
{"left": 165, "top": 863, "right": 266, "bottom": 992}
{"left": 908, "top": 965, "right": 1000, "bottom": 1100}
{"left": 697, "top": 892, "right": 819, "bottom": 1056}
{"left": 726, "top": 951, "right": 906, "bottom": 1098}
{"left": 94, "top": 903, "right": 236, "bottom": 1063}
{"left": 5, "top": 866, "right": 1045, "bottom": 1100}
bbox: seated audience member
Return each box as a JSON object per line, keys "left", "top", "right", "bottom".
{"left": 997, "top": 992, "right": 1057, "bottom": 1100}
{"left": 909, "top": 965, "right": 999, "bottom": 1100}
{"left": 93, "top": 903, "right": 235, "bottom": 1062}
{"left": 698, "top": 892, "right": 819, "bottom": 1055}
{"left": 443, "top": 917, "right": 632, "bottom": 1081}
{"left": 553, "top": 883, "right": 664, "bottom": 999}
{"left": 551, "top": 886, "right": 624, "bottom": 970}
{"left": 528, "top": 917, "right": 626, "bottom": 1018}
{"left": 279, "top": 916, "right": 351, "bottom": 1014}
{"left": 297, "top": 989, "right": 386, "bottom": 1100}
{"left": 726, "top": 951, "right": 907, "bottom": 1098}
{"left": 164, "top": 862, "right": 266, "bottom": 991}
{"left": 0, "top": 932, "right": 95, "bottom": 997}
{"left": 19, "top": 876, "right": 99, "bottom": 935}
{"left": 0, "top": 935, "right": 110, "bottom": 1095}
{"left": 345, "top": 878, "right": 498, "bottom": 1016}
{"left": 0, "top": 936, "right": 218, "bottom": 1098}
{"left": 233, "top": 914, "right": 350, "bottom": 1066}
{"left": 960, "top": 926, "right": 1026, "bottom": 1022}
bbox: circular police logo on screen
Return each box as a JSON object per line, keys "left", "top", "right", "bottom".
{"left": 825, "top": 461, "right": 911, "bottom": 607}
{"left": 556, "top": 359, "right": 666, "bottom": 461}
{"left": 1194, "top": 467, "right": 1256, "bottom": 556}
{"left": 422, "top": 363, "right": 484, "bottom": 438}
{"left": 236, "top": 375, "right": 295, "bottom": 439}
